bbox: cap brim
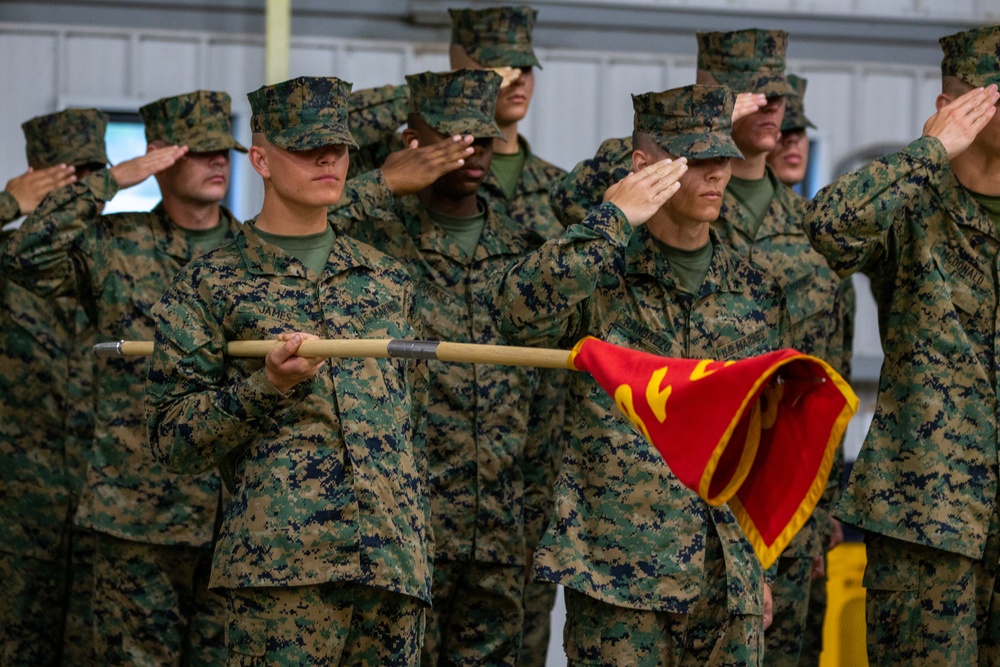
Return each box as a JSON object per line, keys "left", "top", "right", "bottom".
{"left": 432, "top": 118, "right": 505, "bottom": 140}
{"left": 473, "top": 47, "right": 542, "bottom": 70}
{"left": 267, "top": 126, "right": 358, "bottom": 151}
{"left": 658, "top": 131, "right": 744, "bottom": 161}
{"left": 184, "top": 137, "right": 249, "bottom": 154}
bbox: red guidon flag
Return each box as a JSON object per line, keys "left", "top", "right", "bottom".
{"left": 569, "top": 337, "right": 858, "bottom": 568}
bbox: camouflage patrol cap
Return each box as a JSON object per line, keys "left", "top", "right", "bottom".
{"left": 940, "top": 24, "right": 1000, "bottom": 88}
{"left": 406, "top": 69, "right": 505, "bottom": 139}
{"left": 449, "top": 5, "right": 542, "bottom": 69}
{"left": 781, "top": 74, "right": 816, "bottom": 131}
{"left": 697, "top": 29, "right": 798, "bottom": 98}
{"left": 22, "top": 108, "right": 110, "bottom": 169}
{"left": 139, "top": 90, "right": 247, "bottom": 153}
{"left": 632, "top": 85, "right": 744, "bottom": 160}
{"left": 248, "top": 76, "right": 358, "bottom": 151}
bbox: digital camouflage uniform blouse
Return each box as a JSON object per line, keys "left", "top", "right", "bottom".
{"left": 492, "top": 202, "right": 788, "bottom": 614}
{"left": 808, "top": 136, "right": 1000, "bottom": 561}
{"left": 146, "top": 222, "right": 432, "bottom": 601}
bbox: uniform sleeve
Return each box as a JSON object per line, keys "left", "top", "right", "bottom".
{"left": 550, "top": 138, "right": 632, "bottom": 228}
{"left": 521, "top": 368, "right": 566, "bottom": 550}
{"left": 0, "top": 170, "right": 117, "bottom": 298}
{"left": 492, "top": 201, "right": 632, "bottom": 349}
{"left": 145, "top": 274, "right": 303, "bottom": 475}
{"left": 347, "top": 84, "right": 409, "bottom": 180}
{"left": 328, "top": 169, "right": 400, "bottom": 244}
{"left": 0, "top": 190, "right": 20, "bottom": 225}
{"left": 805, "top": 136, "right": 948, "bottom": 279}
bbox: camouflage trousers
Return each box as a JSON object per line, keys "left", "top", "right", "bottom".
{"left": 422, "top": 559, "right": 525, "bottom": 667}
{"left": 518, "top": 580, "right": 558, "bottom": 667}
{"left": 562, "top": 588, "right": 763, "bottom": 667}
{"left": 224, "top": 582, "right": 424, "bottom": 666}
{"left": 0, "top": 527, "right": 94, "bottom": 667}
{"left": 764, "top": 555, "right": 814, "bottom": 665}
{"left": 562, "top": 529, "right": 762, "bottom": 667}
{"left": 91, "top": 532, "right": 225, "bottom": 666}
{"left": 864, "top": 532, "right": 1000, "bottom": 666}
{"left": 796, "top": 555, "right": 828, "bottom": 666}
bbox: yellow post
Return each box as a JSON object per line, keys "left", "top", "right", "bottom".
{"left": 265, "top": 0, "right": 292, "bottom": 84}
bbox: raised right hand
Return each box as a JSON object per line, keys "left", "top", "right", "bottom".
{"left": 923, "top": 84, "right": 999, "bottom": 159}
{"left": 733, "top": 92, "right": 767, "bottom": 123}
{"left": 381, "top": 135, "right": 475, "bottom": 196}
{"left": 603, "top": 158, "right": 687, "bottom": 228}
{"left": 5, "top": 164, "right": 77, "bottom": 215}
{"left": 109, "top": 144, "right": 188, "bottom": 189}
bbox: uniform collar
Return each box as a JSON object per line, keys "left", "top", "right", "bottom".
{"left": 405, "top": 195, "right": 517, "bottom": 263}
{"left": 152, "top": 202, "right": 240, "bottom": 262}
{"left": 625, "top": 226, "right": 747, "bottom": 297}
{"left": 238, "top": 218, "right": 374, "bottom": 279}
{"left": 940, "top": 165, "right": 1000, "bottom": 240}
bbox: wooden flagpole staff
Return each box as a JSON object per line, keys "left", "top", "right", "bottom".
{"left": 93, "top": 339, "right": 577, "bottom": 370}
{"left": 95, "top": 336, "right": 857, "bottom": 567}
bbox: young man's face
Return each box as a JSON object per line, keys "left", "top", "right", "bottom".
{"left": 259, "top": 142, "right": 350, "bottom": 208}
{"left": 731, "top": 95, "right": 786, "bottom": 158}
{"left": 156, "top": 149, "right": 230, "bottom": 205}
{"left": 767, "top": 129, "right": 809, "bottom": 187}
{"left": 664, "top": 156, "right": 732, "bottom": 225}
{"left": 495, "top": 66, "right": 535, "bottom": 127}
{"left": 413, "top": 121, "right": 493, "bottom": 199}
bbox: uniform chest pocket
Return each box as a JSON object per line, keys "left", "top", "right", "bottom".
{"left": 708, "top": 319, "right": 770, "bottom": 360}
{"left": 931, "top": 251, "right": 990, "bottom": 317}
{"left": 416, "top": 279, "right": 467, "bottom": 341}
{"left": 606, "top": 315, "right": 675, "bottom": 356}
{"left": 782, "top": 266, "right": 839, "bottom": 327}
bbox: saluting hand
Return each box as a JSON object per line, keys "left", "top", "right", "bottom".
{"left": 492, "top": 66, "right": 523, "bottom": 90}
{"left": 381, "top": 135, "right": 475, "bottom": 196}
{"left": 923, "top": 84, "right": 999, "bottom": 159}
{"left": 265, "top": 332, "right": 326, "bottom": 394}
{"left": 603, "top": 157, "right": 687, "bottom": 228}
{"left": 109, "top": 144, "right": 189, "bottom": 189}
{"left": 5, "top": 164, "right": 77, "bottom": 215}
{"left": 733, "top": 92, "right": 767, "bottom": 123}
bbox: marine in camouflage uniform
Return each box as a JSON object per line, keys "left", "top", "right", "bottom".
{"left": 2, "top": 91, "right": 245, "bottom": 666}
{"left": 493, "top": 84, "right": 785, "bottom": 666}
{"left": 331, "top": 69, "right": 547, "bottom": 666}
{"left": 146, "top": 76, "right": 431, "bottom": 666}
{"left": 806, "top": 25, "right": 1000, "bottom": 666}
{"left": 0, "top": 108, "right": 108, "bottom": 666}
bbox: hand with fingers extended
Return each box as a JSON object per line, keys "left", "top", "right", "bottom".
{"left": 603, "top": 158, "right": 687, "bottom": 228}
{"left": 109, "top": 144, "right": 189, "bottom": 189}
{"left": 381, "top": 135, "right": 475, "bottom": 196}
{"left": 923, "top": 84, "right": 1000, "bottom": 159}
{"left": 491, "top": 66, "right": 523, "bottom": 90}
{"left": 5, "top": 164, "right": 77, "bottom": 215}
{"left": 733, "top": 92, "right": 767, "bottom": 123}
{"left": 265, "top": 332, "right": 326, "bottom": 394}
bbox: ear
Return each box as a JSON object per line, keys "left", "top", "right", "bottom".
{"left": 632, "top": 149, "right": 653, "bottom": 172}
{"left": 248, "top": 145, "right": 270, "bottom": 178}
{"left": 935, "top": 92, "right": 954, "bottom": 112}
{"left": 401, "top": 128, "right": 419, "bottom": 148}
